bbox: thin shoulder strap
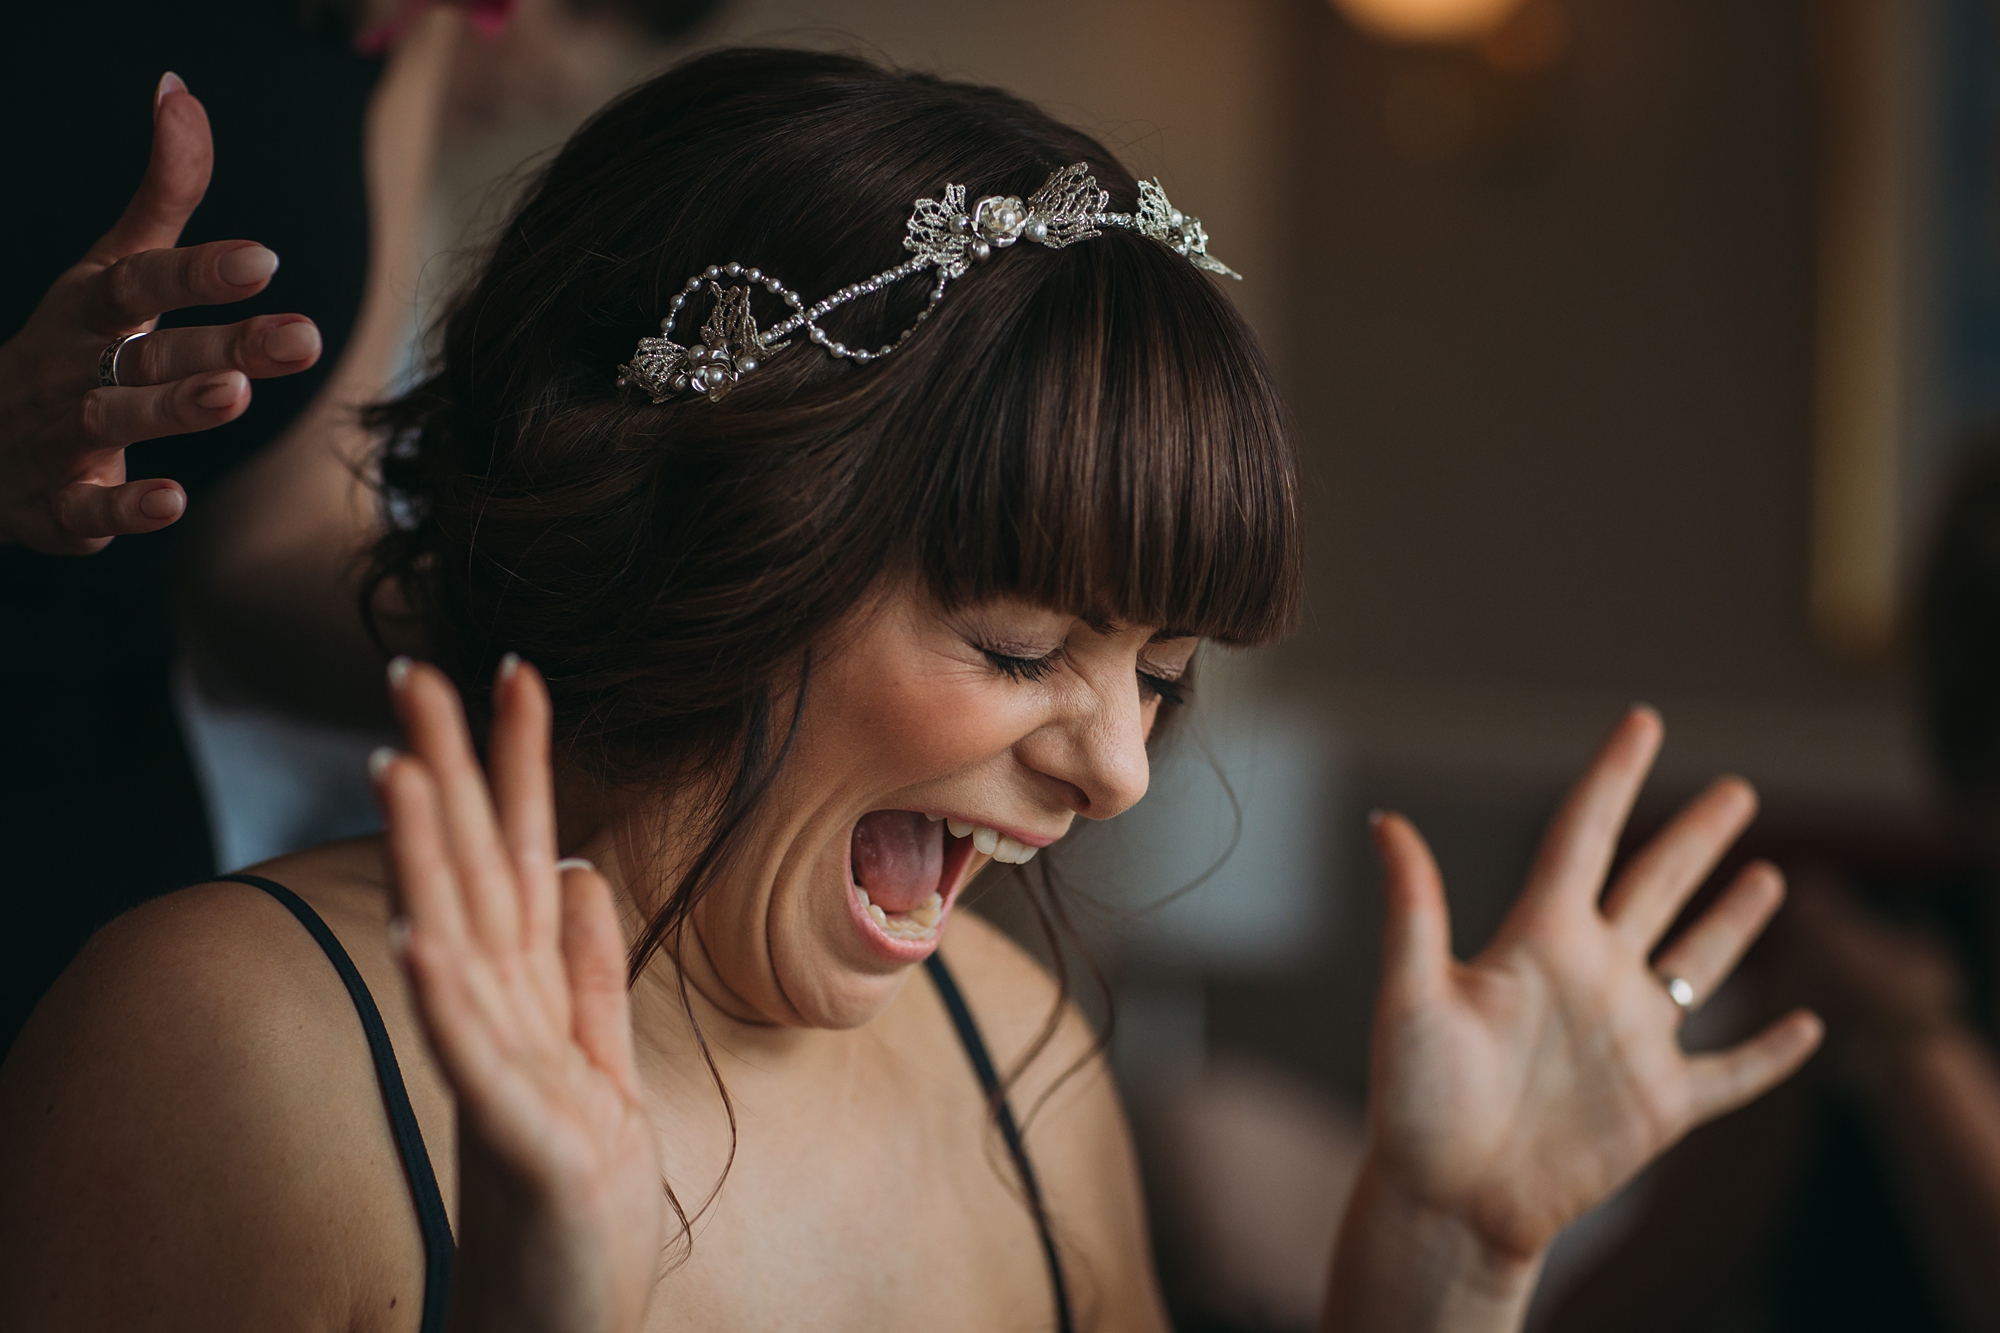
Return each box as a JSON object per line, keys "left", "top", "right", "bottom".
{"left": 218, "top": 874, "right": 455, "bottom": 1333}
{"left": 924, "top": 952, "right": 1076, "bottom": 1333}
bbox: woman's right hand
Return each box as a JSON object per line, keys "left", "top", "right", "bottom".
{"left": 374, "top": 657, "right": 666, "bottom": 1333}
{"left": 0, "top": 74, "right": 323, "bottom": 554}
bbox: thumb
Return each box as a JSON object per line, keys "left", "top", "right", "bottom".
{"left": 89, "top": 73, "right": 213, "bottom": 263}
{"left": 1371, "top": 810, "right": 1454, "bottom": 999}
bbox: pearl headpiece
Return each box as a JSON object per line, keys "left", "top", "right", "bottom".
{"left": 616, "top": 162, "right": 1238, "bottom": 404}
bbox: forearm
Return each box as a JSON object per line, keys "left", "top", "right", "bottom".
{"left": 1320, "top": 1161, "right": 1543, "bottom": 1333}
{"left": 1857, "top": 1025, "right": 2000, "bottom": 1331}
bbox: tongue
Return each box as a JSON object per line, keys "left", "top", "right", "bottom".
{"left": 851, "top": 810, "right": 944, "bottom": 913}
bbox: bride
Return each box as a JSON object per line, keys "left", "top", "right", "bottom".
{"left": 0, "top": 47, "right": 1820, "bottom": 1333}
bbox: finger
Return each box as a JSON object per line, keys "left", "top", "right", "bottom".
{"left": 49, "top": 478, "right": 187, "bottom": 545}
{"left": 488, "top": 655, "right": 563, "bottom": 953}
{"left": 1522, "top": 706, "right": 1664, "bottom": 912}
{"left": 372, "top": 748, "right": 473, "bottom": 952}
{"left": 73, "top": 371, "right": 250, "bottom": 452}
{"left": 1649, "top": 860, "right": 1786, "bottom": 1008}
{"left": 1684, "top": 1009, "right": 1824, "bottom": 1124}
{"left": 389, "top": 659, "right": 524, "bottom": 954}
{"left": 110, "top": 316, "right": 322, "bottom": 386}
{"left": 84, "top": 241, "right": 281, "bottom": 335}
{"left": 1372, "top": 811, "right": 1454, "bottom": 999}
{"left": 90, "top": 73, "right": 213, "bottom": 261}
{"left": 1601, "top": 775, "right": 1759, "bottom": 950}
{"left": 561, "top": 861, "right": 641, "bottom": 1094}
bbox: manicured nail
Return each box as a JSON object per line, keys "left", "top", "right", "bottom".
{"left": 155, "top": 71, "right": 186, "bottom": 110}
{"left": 263, "top": 320, "right": 320, "bottom": 363}
{"left": 218, "top": 244, "right": 279, "bottom": 287}
{"left": 386, "top": 656, "right": 413, "bottom": 692}
{"left": 1367, "top": 809, "right": 1386, "bottom": 827}
{"left": 138, "top": 487, "right": 184, "bottom": 521}
{"left": 497, "top": 651, "right": 521, "bottom": 684}
{"left": 554, "top": 857, "right": 597, "bottom": 874}
{"left": 368, "top": 746, "right": 397, "bottom": 781}
{"left": 195, "top": 372, "right": 246, "bottom": 409}
{"left": 387, "top": 917, "right": 410, "bottom": 957}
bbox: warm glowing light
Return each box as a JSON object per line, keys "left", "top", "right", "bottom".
{"left": 1330, "top": 0, "right": 1527, "bottom": 42}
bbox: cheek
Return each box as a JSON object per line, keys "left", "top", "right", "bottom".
{"left": 817, "top": 658, "right": 1039, "bottom": 785}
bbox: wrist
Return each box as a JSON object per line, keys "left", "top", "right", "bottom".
{"left": 1321, "top": 1157, "right": 1544, "bottom": 1333}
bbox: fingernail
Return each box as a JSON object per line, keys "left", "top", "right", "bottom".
{"left": 497, "top": 651, "right": 521, "bottom": 684}
{"left": 138, "top": 487, "right": 184, "bottom": 521}
{"left": 195, "top": 372, "right": 246, "bottom": 409}
{"left": 219, "top": 244, "right": 279, "bottom": 287}
{"left": 387, "top": 917, "right": 411, "bottom": 957}
{"left": 369, "top": 746, "right": 397, "bottom": 781}
{"left": 554, "top": 857, "right": 597, "bottom": 874}
{"left": 155, "top": 71, "right": 186, "bottom": 111}
{"left": 1367, "top": 809, "right": 1386, "bottom": 826}
{"left": 263, "top": 320, "right": 320, "bottom": 363}
{"left": 387, "top": 656, "right": 413, "bottom": 692}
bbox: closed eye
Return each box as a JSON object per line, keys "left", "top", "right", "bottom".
{"left": 984, "top": 648, "right": 1062, "bottom": 682}
{"left": 1138, "top": 670, "right": 1187, "bottom": 706}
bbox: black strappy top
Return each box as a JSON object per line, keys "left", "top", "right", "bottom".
{"left": 224, "top": 873, "right": 1075, "bottom": 1333}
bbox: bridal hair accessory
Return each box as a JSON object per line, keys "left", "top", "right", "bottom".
{"left": 616, "top": 161, "right": 1238, "bottom": 404}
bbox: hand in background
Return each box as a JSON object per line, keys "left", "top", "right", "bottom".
{"left": 0, "top": 73, "right": 322, "bottom": 554}
{"left": 374, "top": 659, "right": 664, "bottom": 1333}
{"left": 1327, "top": 708, "right": 1822, "bottom": 1332}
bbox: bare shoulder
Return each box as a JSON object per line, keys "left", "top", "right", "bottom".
{"left": 0, "top": 840, "right": 436, "bottom": 1332}
{"left": 939, "top": 908, "right": 1171, "bottom": 1333}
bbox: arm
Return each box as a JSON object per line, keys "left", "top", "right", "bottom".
{"left": 0, "top": 883, "right": 424, "bottom": 1330}
{"left": 178, "top": 11, "right": 460, "bottom": 726}
{"left": 1322, "top": 710, "right": 1822, "bottom": 1333}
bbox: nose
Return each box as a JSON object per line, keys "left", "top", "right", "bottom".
{"left": 1015, "top": 671, "right": 1151, "bottom": 820}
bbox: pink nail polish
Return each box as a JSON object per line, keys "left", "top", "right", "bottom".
{"left": 155, "top": 71, "right": 186, "bottom": 111}
{"left": 369, "top": 746, "right": 397, "bottom": 781}
{"left": 497, "top": 651, "right": 521, "bottom": 683}
{"left": 387, "top": 656, "right": 413, "bottom": 692}
{"left": 195, "top": 374, "right": 245, "bottom": 409}
{"left": 138, "top": 488, "right": 184, "bottom": 521}
{"left": 219, "top": 245, "right": 279, "bottom": 287}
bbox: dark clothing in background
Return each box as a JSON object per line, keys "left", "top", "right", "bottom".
{"left": 0, "top": 1, "right": 378, "bottom": 1054}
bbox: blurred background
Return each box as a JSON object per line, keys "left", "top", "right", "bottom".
{"left": 173, "top": 0, "right": 2000, "bottom": 1328}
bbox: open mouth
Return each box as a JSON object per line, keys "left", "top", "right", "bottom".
{"left": 848, "top": 811, "right": 973, "bottom": 950}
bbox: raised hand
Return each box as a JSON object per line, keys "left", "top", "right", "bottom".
{"left": 373, "top": 658, "right": 665, "bottom": 1333}
{"left": 0, "top": 73, "right": 323, "bottom": 554}
{"left": 1326, "top": 708, "right": 1822, "bottom": 1331}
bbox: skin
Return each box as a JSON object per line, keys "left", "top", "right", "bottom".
{"left": 0, "top": 583, "right": 1821, "bottom": 1333}
{"left": 0, "top": 73, "right": 323, "bottom": 553}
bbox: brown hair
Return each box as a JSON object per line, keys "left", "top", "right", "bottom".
{"left": 366, "top": 51, "right": 1300, "bottom": 1225}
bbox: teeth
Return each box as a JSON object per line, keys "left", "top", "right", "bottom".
{"left": 946, "top": 818, "right": 974, "bottom": 838}
{"left": 910, "top": 893, "right": 943, "bottom": 928}
{"left": 926, "top": 812, "right": 943, "bottom": 822}
{"left": 858, "top": 888, "right": 872, "bottom": 906}
{"left": 993, "top": 834, "right": 1029, "bottom": 864}
{"left": 972, "top": 826, "right": 998, "bottom": 856}
{"left": 867, "top": 903, "right": 889, "bottom": 926}
{"left": 939, "top": 816, "right": 1048, "bottom": 864}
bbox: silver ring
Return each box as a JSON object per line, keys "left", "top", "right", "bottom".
{"left": 1658, "top": 972, "right": 1697, "bottom": 1013}
{"left": 96, "top": 331, "right": 148, "bottom": 388}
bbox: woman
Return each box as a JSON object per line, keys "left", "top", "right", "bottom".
{"left": 0, "top": 49, "right": 1822, "bottom": 1332}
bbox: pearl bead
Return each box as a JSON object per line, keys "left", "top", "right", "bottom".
{"left": 969, "top": 239, "right": 991, "bottom": 263}
{"left": 704, "top": 265, "right": 722, "bottom": 278}
{"left": 736, "top": 357, "right": 758, "bottom": 375}
{"left": 1027, "top": 219, "right": 1049, "bottom": 243}
{"left": 747, "top": 268, "right": 762, "bottom": 281}
{"left": 724, "top": 262, "right": 742, "bottom": 276}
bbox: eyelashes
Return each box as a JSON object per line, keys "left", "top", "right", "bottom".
{"left": 980, "top": 647, "right": 1190, "bottom": 706}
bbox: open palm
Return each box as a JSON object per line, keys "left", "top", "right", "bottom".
{"left": 1363, "top": 709, "right": 1821, "bottom": 1261}
{"left": 373, "top": 658, "right": 665, "bottom": 1333}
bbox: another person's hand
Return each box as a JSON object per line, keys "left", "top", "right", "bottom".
{"left": 373, "top": 658, "right": 665, "bottom": 1333}
{"left": 1327, "top": 709, "right": 1822, "bottom": 1330}
{"left": 0, "top": 74, "right": 323, "bottom": 555}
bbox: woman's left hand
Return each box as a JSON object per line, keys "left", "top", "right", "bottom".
{"left": 1326, "top": 708, "right": 1822, "bottom": 1330}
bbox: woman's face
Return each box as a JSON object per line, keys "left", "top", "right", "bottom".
{"left": 675, "top": 581, "right": 1198, "bottom": 1029}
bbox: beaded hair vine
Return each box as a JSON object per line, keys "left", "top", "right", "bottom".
{"left": 615, "top": 161, "right": 1238, "bottom": 404}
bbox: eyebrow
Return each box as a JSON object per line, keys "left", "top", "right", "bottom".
{"left": 1077, "top": 613, "right": 1198, "bottom": 642}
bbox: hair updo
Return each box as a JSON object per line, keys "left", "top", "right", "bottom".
{"left": 366, "top": 47, "right": 1302, "bottom": 976}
